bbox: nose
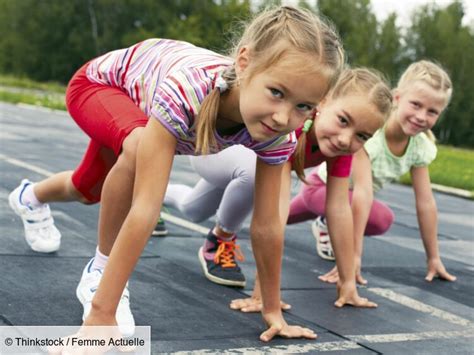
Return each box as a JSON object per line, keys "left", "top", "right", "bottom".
{"left": 415, "top": 110, "right": 428, "bottom": 123}
{"left": 337, "top": 132, "right": 351, "bottom": 150}
{"left": 272, "top": 106, "right": 291, "bottom": 127}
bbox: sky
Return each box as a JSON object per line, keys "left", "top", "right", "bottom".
{"left": 370, "top": 0, "right": 474, "bottom": 26}
{"left": 279, "top": 0, "right": 474, "bottom": 27}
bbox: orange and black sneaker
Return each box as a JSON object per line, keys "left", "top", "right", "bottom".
{"left": 198, "top": 230, "right": 246, "bottom": 287}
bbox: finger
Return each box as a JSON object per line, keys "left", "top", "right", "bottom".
{"left": 334, "top": 297, "right": 346, "bottom": 308}
{"left": 358, "top": 300, "right": 378, "bottom": 308}
{"left": 241, "top": 304, "right": 262, "bottom": 313}
{"left": 356, "top": 275, "right": 368, "bottom": 285}
{"left": 439, "top": 270, "right": 457, "bottom": 282}
{"left": 289, "top": 326, "right": 317, "bottom": 339}
{"left": 281, "top": 301, "right": 292, "bottom": 310}
{"left": 425, "top": 271, "right": 436, "bottom": 282}
{"left": 260, "top": 326, "right": 281, "bottom": 342}
{"left": 230, "top": 298, "right": 254, "bottom": 309}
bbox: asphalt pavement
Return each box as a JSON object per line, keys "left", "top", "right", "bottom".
{"left": 1, "top": 102, "right": 473, "bottom": 354}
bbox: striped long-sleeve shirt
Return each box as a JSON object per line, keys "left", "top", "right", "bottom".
{"left": 86, "top": 38, "right": 296, "bottom": 165}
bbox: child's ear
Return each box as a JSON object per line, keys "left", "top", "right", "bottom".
{"left": 235, "top": 46, "right": 250, "bottom": 76}
{"left": 392, "top": 89, "right": 401, "bottom": 105}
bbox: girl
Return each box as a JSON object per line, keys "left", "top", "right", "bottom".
{"left": 290, "top": 60, "right": 456, "bottom": 285}
{"left": 165, "top": 68, "right": 393, "bottom": 311}
{"left": 8, "top": 6, "right": 344, "bottom": 342}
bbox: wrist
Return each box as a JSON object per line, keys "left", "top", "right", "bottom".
{"left": 90, "top": 300, "right": 117, "bottom": 318}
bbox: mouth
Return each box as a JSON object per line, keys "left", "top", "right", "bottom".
{"left": 327, "top": 141, "right": 344, "bottom": 154}
{"left": 408, "top": 120, "right": 425, "bottom": 130}
{"left": 261, "top": 121, "right": 279, "bottom": 134}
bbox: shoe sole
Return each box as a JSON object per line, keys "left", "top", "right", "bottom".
{"left": 151, "top": 230, "right": 168, "bottom": 236}
{"left": 198, "top": 247, "right": 246, "bottom": 287}
{"left": 312, "top": 222, "right": 335, "bottom": 261}
{"left": 8, "top": 189, "right": 59, "bottom": 253}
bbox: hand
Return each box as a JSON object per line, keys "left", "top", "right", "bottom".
{"left": 230, "top": 296, "right": 291, "bottom": 313}
{"left": 260, "top": 310, "right": 317, "bottom": 342}
{"left": 334, "top": 281, "right": 377, "bottom": 308}
{"left": 426, "top": 258, "right": 457, "bottom": 282}
{"left": 48, "top": 313, "right": 130, "bottom": 355}
{"left": 319, "top": 265, "right": 368, "bottom": 285}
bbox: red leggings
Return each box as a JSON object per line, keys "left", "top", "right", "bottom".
{"left": 287, "top": 169, "right": 394, "bottom": 236}
{"left": 66, "top": 63, "right": 148, "bottom": 203}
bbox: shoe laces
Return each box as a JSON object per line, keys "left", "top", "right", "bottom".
{"left": 213, "top": 239, "right": 244, "bottom": 268}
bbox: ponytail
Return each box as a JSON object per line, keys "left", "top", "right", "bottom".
{"left": 292, "top": 133, "right": 308, "bottom": 183}
{"left": 195, "top": 88, "right": 221, "bottom": 154}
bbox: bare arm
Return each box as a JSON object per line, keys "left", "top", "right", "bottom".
{"left": 325, "top": 163, "right": 376, "bottom": 308}
{"left": 252, "top": 158, "right": 316, "bottom": 341}
{"left": 350, "top": 149, "right": 374, "bottom": 282}
{"left": 230, "top": 162, "right": 293, "bottom": 313}
{"left": 411, "top": 166, "right": 456, "bottom": 281}
{"left": 90, "top": 118, "right": 177, "bottom": 317}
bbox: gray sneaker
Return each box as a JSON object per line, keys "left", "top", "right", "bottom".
{"left": 198, "top": 230, "right": 246, "bottom": 287}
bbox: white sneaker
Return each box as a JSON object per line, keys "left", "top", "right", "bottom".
{"left": 312, "top": 216, "right": 335, "bottom": 261}
{"left": 8, "top": 179, "right": 61, "bottom": 253}
{"left": 76, "top": 258, "right": 136, "bottom": 337}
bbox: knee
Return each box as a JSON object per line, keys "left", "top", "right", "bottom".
{"left": 117, "top": 128, "right": 144, "bottom": 172}
{"left": 67, "top": 179, "right": 98, "bottom": 205}
{"left": 373, "top": 206, "right": 394, "bottom": 235}
{"left": 180, "top": 201, "right": 209, "bottom": 222}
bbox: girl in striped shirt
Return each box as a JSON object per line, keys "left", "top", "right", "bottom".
{"left": 9, "top": 6, "right": 344, "bottom": 342}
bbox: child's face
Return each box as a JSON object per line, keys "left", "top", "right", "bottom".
{"left": 237, "top": 53, "right": 329, "bottom": 142}
{"left": 394, "top": 81, "right": 447, "bottom": 136}
{"left": 314, "top": 95, "right": 384, "bottom": 158}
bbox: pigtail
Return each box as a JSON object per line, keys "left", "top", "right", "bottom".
{"left": 425, "top": 129, "right": 437, "bottom": 143}
{"left": 293, "top": 133, "right": 308, "bottom": 183}
{"left": 195, "top": 88, "right": 221, "bottom": 155}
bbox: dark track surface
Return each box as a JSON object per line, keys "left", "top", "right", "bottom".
{"left": 1, "top": 102, "right": 473, "bottom": 354}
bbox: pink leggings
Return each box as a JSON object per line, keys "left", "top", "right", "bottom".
{"left": 287, "top": 171, "right": 394, "bottom": 236}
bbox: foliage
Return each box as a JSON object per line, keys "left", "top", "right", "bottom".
{"left": 0, "top": 0, "right": 472, "bottom": 146}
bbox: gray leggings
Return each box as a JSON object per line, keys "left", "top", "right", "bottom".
{"left": 164, "top": 145, "right": 256, "bottom": 233}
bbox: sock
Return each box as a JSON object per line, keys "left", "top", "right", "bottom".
{"left": 90, "top": 247, "right": 109, "bottom": 272}
{"left": 212, "top": 227, "right": 235, "bottom": 242}
{"left": 20, "top": 183, "right": 43, "bottom": 208}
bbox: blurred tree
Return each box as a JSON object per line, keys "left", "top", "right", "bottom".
{"left": 0, "top": 0, "right": 472, "bottom": 146}
{"left": 318, "top": 0, "right": 378, "bottom": 66}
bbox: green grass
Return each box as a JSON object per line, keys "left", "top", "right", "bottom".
{"left": 0, "top": 74, "right": 65, "bottom": 94}
{"left": 0, "top": 90, "right": 66, "bottom": 110}
{"left": 400, "top": 145, "right": 474, "bottom": 195}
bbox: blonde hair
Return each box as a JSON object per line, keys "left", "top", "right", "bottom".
{"left": 293, "top": 68, "right": 393, "bottom": 182}
{"left": 395, "top": 60, "right": 453, "bottom": 142}
{"left": 195, "top": 5, "right": 345, "bottom": 154}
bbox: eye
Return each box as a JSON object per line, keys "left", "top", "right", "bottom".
{"left": 410, "top": 101, "right": 421, "bottom": 108}
{"left": 356, "top": 133, "right": 370, "bottom": 142}
{"left": 296, "top": 103, "right": 314, "bottom": 112}
{"left": 338, "top": 115, "right": 349, "bottom": 126}
{"left": 270, "top": 88, "right": 283, "bottom": 99}
{"left": 428, "top": 109, "right": 439, "bottom": 117}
